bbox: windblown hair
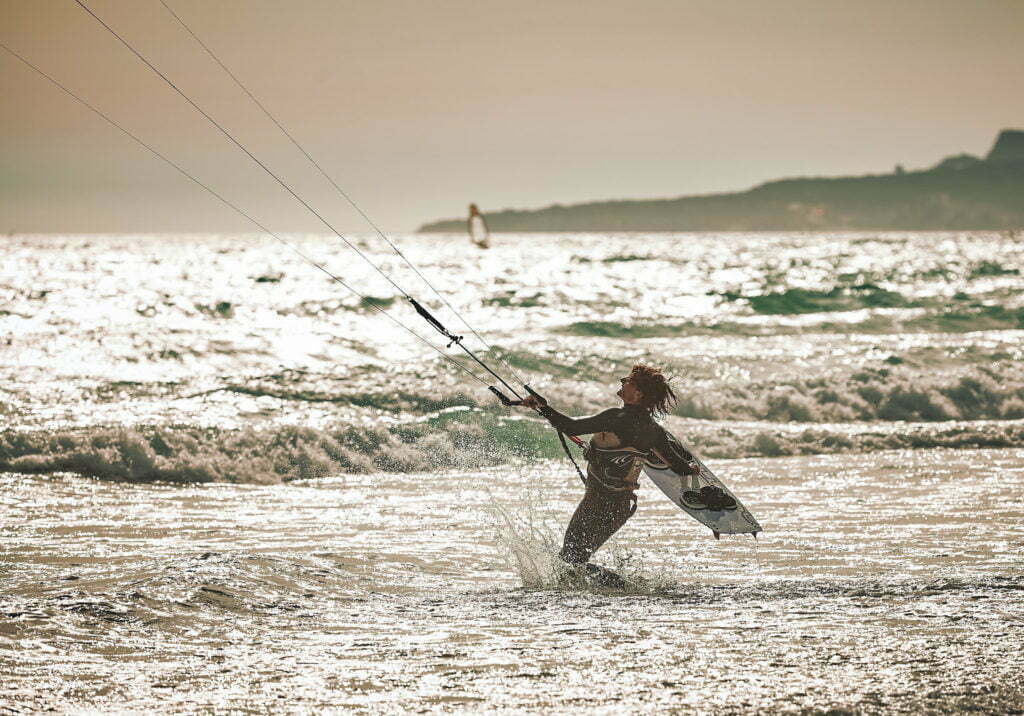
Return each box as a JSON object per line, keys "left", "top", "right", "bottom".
{"left": 628, "top": 363, "right": 677, "bottom": 417}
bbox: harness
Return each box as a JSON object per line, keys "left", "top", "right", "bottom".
{"left": 583, "top": 444, "right": 648, "bottom": 517}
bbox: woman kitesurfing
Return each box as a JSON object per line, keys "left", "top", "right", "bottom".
{"left": 519, "top": 364, "right": 735, "bottom": 582}
{"left": 4, "top": 0, "right": 759, "bottom": 594}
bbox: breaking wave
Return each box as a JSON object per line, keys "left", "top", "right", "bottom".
{"left": 5, "top": 232, "right": 1024, "bottom": 484}
{"left": 673, "top": 366, "right": 1024, "bottom": 423}
{"left": 0, "top": 410, "right": 561, "bottom": 484}
{"left": 560, "top": 304, "right": 1024, "bottom": 337}
{"left": 4, "top": 412, "right": 1023, "bottom": 484}
{"left": 722, "top": 283, "right": 915, "bottom": 314}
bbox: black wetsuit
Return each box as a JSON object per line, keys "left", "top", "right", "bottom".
{"left": 537, "top": 403, "right": 698, "bottom": 564}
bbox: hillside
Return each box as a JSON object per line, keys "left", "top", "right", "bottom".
{"left": 419, "top": 129, "right": 1024, "bottom": 232}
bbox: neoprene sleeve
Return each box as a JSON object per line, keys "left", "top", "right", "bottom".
{"left": 538, "top": 404, "right": 699, "bottom": 476}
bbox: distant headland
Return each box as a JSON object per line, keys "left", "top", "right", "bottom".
{"left": 418, "top": 129, "right": 1024, "bottom": 232}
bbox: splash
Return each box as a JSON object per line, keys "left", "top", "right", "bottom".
{"left": 485, "top": 489, "right": 565, "bottom": 589}
{"left": 483, "top": 488, "right": 680, "bottom": 593}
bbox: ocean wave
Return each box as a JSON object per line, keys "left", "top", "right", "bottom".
{"left": 0, "top": 410, "right": 561, "bottom": 484}
{"left": 969, "top": 260, "right": 1020, "bottom": 278}
{"left": 213, "top": 382, "right": 480, "bottom": 414}
{"left": 722, "top": 284, "right": 915, "bottom": 315}
{"left": 216, "top": 345, "right": 1024, "bottom": 427}
{"left": 4, "top": 412, "right": 1023, "bottom": 484}
{"left": 674, "top": 365, "right": 1024, "bottom": 423}
{"left": 687, "top": 421, "right": 1024, "bottom": 459}
{"left": 276, "top": 295, "right": 398, "bottom": 317}
{"left": 555, "top": 320, "right": 696, "bottom": 338}
{"left": 571, "top": 253, "right": 653, "bottom": 264}
{"left": 557, "top": 303, "right": 1024, "bottom": 337}
{"left": 193, "top": 301, "right": 235, "bottom": 319}
{"left": 1, "top": 551, "right": 354, "bottom": 641}
{"left": 484, "top": 290, "right": 545, "bottom": 308}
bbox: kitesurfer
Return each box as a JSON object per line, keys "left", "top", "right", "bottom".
{"left": 520, "top": 364, "right": 708, "bottom": 569}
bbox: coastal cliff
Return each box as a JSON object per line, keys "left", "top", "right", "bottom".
{"left": 419, "top": 129, "right": 1024, "bottom": 232}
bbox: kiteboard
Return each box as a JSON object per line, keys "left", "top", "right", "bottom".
{"left": 642, "top": 429, "right": 761, "bottom": 539}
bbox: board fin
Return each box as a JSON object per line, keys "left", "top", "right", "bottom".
{"left": 712, "top": 529, "right": 721, "bottom": 540}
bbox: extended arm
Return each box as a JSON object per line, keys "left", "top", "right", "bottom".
{"left": 536, "top": 405, "right": 622, "bottom": 437}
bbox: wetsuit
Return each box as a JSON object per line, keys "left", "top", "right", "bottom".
{"left": 537, "top": 403, "right": 698, "bottom": 564}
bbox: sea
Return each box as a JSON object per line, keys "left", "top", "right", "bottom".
{"left": 2, "top": 230, "right": 1023, "bottom": 713}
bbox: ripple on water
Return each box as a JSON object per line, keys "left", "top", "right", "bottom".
{"left": 2, "top": 447, "right": 1023, "bottom": 711}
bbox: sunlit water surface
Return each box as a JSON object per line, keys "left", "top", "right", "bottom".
{"left": 3, "top": 449, "right": 1023, "bottom": 712}
{"left": 3, "top": 232, "right": 1024, "bottom": 712}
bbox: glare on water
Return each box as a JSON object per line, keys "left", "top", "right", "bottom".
{"left": 2, "top": 448, "right": 1023, "bottom": 712}
{"left": 2, "top": 231, "right": 1023, "bottom": 712}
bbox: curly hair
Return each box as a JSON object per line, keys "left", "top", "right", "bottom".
{"left": 628, "top": 363, "right": 677, "bottom": 417}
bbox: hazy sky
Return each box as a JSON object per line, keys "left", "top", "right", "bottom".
{"left": 2, "top": 0, "right": 1022, "bottom": 233}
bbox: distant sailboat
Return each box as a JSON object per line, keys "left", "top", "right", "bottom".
{"left": 468, "top": 203, "right": 490, "bottom": 249}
